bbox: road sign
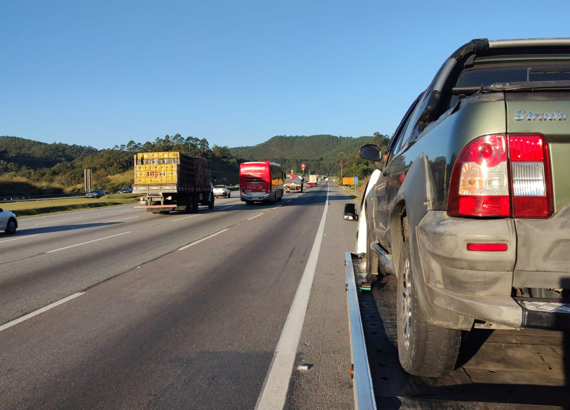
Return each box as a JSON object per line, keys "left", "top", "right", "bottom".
{"left": 342, "top": 176, "right": 358, "bottom": 186}
{"left": 301, "top": 163, "right": 306, "bottom": 171}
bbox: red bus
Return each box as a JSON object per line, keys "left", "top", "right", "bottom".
{"left": 239, "top": 161, "right": 285, "bottom": 204}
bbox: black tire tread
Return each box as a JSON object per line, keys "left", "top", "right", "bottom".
{"left": 397, "top": 240, "right": 460, "bottom": 377}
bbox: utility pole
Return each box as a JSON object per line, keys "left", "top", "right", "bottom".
{"left": 84, "top": 169, "right": 93, "bottom": 192}
{"left": 339, "top": 154, "right": 345, "bottom": 184}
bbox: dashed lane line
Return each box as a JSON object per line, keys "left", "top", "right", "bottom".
{"left": 106, "top": 216, "right": 140, "bottom": 223}
{"left": 171, "top": 215, "right": 199, "bottom": 222}
{"left": 178, "top": 229, "right": 229, "bottom": 250}
{"left": 0, "top": 292, "right": 85, "bottom": 333}
{"left": 34, "top": 217, "right": 83, "bottom": 226}
{"left": 0, "top": 234, "right": 40, "bottom": 244}
{"left": 46, "top": 231, "right": 132, "bottom": 253}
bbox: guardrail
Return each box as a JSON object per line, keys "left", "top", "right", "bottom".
{"left": 345, "top": 252, "right": 377, "bottom": 410}
{"left": 0, "top": 194, "right": 83, "bottom": 203}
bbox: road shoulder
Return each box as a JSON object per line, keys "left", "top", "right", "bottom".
{"left": 286, "top": 185, "right": 357, "bottom": 410}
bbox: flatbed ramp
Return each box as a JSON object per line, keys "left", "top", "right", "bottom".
{"left": 346, "top": 253, "right": 570, "bottom": 410}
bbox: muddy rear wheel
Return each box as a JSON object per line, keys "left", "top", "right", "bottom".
{"left": 396, "top": 239, "right": 461, "bottom": 377}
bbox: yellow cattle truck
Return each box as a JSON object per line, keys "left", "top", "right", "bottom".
{"left": 133, "top": 152, "right": 214, "bottom": 214}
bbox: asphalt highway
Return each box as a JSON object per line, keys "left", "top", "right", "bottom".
{"left": 0, "top": 183, "right": 358, "bottom": 410}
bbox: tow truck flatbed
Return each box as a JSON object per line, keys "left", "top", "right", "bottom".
{"left": 346, "top": 253, "right": 570, "bottom": 410}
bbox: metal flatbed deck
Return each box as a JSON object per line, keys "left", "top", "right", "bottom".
{"left": 346, "top": 253, "right": 570, "bottom": 410}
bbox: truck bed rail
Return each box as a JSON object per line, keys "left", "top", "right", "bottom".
{"left": 346, "top": 252, "right": 377, "bottom": 410}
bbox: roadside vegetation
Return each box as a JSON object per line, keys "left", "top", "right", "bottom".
{"left": 1, "top": 194, "right": 141, "bottom": 218}
{"left": 1, "top": 132, "right": 390, "bottom": 204}
{"left": 230, "top": 132, "right": 390, "bottom": 181}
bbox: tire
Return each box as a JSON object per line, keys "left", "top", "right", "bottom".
{"left": 188, "top": 196, "right": 199, "bottom": 213}
{"left": 208, "top": 193, "right": 215, "bottom": 209}
{"left": 5, "top": 218, "right": 17, "bottom": 235}
{"left": 396, "top": 240, "right": 461, "bottom": 377}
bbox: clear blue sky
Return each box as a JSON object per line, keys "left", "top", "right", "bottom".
{"left": 2, "top": 0, "right": 570, "bottom": 150}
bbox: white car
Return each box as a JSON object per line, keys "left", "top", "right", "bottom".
{"left": 0, "top": 208, "right": 18, "bottom": 234}
{"left": 213, "top": 185, "right": 231, "bottom": 198}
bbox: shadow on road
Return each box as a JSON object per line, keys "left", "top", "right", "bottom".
{"left": 2, "top": 222, "right": 122, "bottom": 237}
{"left": 365, "top": 270, "right": 570, "bottom": 409}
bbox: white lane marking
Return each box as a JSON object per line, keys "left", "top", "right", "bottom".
{"left": 0, "top": 234, "right": 40, "bottom": 243}
{"left": 178, "top": 229, "right": 229, "bottom": 250}
{"left": 255, "top": 187, "right": 329, "bottom": 410}
{"left": 35, "top": 217, "right": 82, "bottom": 226}
{"left": 219, "top": 206, "right": 235, "bottom": 211}
{"left": 0, "top": 292, "right": 84, "bottom": 333}
{"left": 247, "top": 213, "right": 264, "bottom": 221}
{"left": 46, "top": 231, "right": 132, "bottom": 253}
{"left": 172, "top": 215, "right": 199, "bottom": 222}
{"left": 106, "top": 216, "right": 139, "bottom": 223}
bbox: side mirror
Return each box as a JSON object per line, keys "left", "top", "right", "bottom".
{"left": 360, "top": 144, "right": 386, "bottom": 170}
{"left": 359, "top": 144, "right": 382, "bottom": 161}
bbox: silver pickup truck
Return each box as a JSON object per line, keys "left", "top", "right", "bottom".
{"left": 359, "top": 38, "right": 570, "bottom": 377}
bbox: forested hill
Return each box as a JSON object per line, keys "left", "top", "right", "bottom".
{"left": 229, "top": 133, "right": 390, "bottom": 176}
{"left": 0, "top": 135, "right": 240, "bottom": 194}
{"left": 0, "top": 133, "right": 391, "bottom": 196}
{"left": 0, "top": 136, "right": 98, "bottom": 169}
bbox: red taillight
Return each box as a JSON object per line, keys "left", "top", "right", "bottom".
{"left": 447, "top": 134, "right": 553, "bottom": 219}
{"left": 509, "top": 135, "right": 553, "bottom": 218}
{"left": 466, "top": 243, "right": 508, "bottom": 252}
{"left": 458, "top": 196, "right": 510, "bottom": 216}
{"left": 447, "top": 135, "right": 510, "bottom": 217}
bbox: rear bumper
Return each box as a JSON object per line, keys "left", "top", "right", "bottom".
{"left": 241, "top": 193, "right": 269, "bottom": 202}
{"left": 415, "top": 211, "right": 570, "bottom": 330}
{"left": 134, "top": 204, "right": 176, "bottom": 209}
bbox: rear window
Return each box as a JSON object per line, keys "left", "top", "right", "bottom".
{"left": 449, "top": 57, "right": 570, "bottom": 108}
{"left": 456, "top": 63, "right": 570, "bottom": 88}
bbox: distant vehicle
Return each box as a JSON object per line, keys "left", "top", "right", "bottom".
{"left": 306, "top": 183, "right": 313, "bottom": 188}
{"left": 213, "top": 185, "right": 231, "bottom": 198}
{"left": 239, "top": 161, "right": 285, "bottom": 204}
{"left": 309, "top": 174, "right": 318, "bottom": 183}
{"left": 0, "top": 208, "right": 18, "bottom": 234}
{"left": 343, "top": 203, "right": 358, "bottom": 221}
{"left": 133, "top": 151, "right": 214, "bottom": 214}
{"left": 86, "top": 190, "right": 106, "bottom": 198}
{"left": 118, "top": 187, "right": 132, "bottom": 193}
{"left": 284, "top": 174, "right": 303, "bottom": 193}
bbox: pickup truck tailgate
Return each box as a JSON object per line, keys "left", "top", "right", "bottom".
{"left": 506, "top": 94, "right": 570, "bottom": 289}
